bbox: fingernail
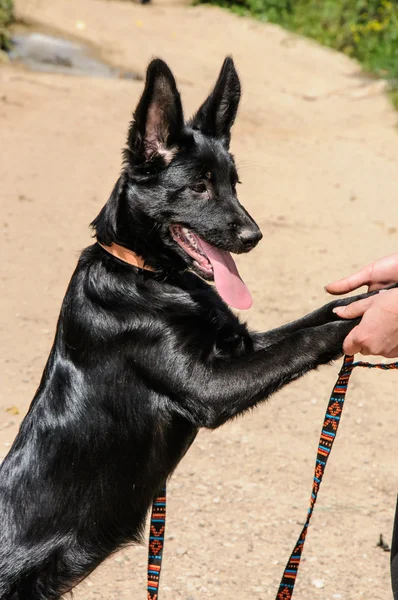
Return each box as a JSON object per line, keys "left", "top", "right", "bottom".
{"left": 333, "top": 307, "right": 343, "bottom": 314}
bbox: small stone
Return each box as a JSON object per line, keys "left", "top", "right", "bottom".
{"left": 312, "top": 579, "right": 325, "bottom": 589}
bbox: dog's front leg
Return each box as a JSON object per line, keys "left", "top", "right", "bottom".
{"left": 250, "top": 287, "right": 389, "bottom": 351}
{"left": 139, "top": 318, "right": 359, "bottom": 429}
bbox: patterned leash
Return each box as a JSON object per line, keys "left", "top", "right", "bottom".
{"left": 146, "top": 356, "right": 398, "bottom": 600}
{"left": 276, "top": 354, "right": 398, "bottom": 599}
{"left": 147, "top": 486, "right": 166, "bottom": 600}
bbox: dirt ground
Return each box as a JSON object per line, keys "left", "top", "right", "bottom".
{"left": 1, "top": 0, "right": 398, "bottom": 598}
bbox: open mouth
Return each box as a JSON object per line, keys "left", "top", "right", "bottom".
{"left": 169, "top": 224, "right": 253, "bottom": 310}
{"left": 170, "top": 224, "right": 213, "bottom": 277}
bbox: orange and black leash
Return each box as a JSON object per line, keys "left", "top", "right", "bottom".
{"left": 147, "top": 486, "right": 166, "bottom": 600}
{"left": 276, "top": 354, "right": 398, "bottom": 599}
{"left": 146, "top": 356, "right": 398, "bottom": 599}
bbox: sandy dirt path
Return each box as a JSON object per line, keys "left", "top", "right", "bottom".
{"left": 1, "top": 0, "right": 398, "bottom": 598}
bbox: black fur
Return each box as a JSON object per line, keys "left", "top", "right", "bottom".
{"left": 0, "top": 57, "right": 375, "bottom": 599}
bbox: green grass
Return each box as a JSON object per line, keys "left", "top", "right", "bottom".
{"left": 0, "top": 0, "right": 14, "bottom": 51}
{"left": 391, "top": 90, "right": 398, "bottom": 111}
{"left": 197, "top": 0, "right": 398, "bottom": 109}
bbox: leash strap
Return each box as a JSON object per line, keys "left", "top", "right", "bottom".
{"left": 276, "top": 355, "right": 398, "bottom": 600}
{"left": 147, "top": 486, "right": 167, "bottom": 600}
{"left": 146, "top": 357, "right": 398, "bottom": 599}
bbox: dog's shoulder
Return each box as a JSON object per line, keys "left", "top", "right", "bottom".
{"left": 59, "top": 244, "right": 252, "bottom": 361}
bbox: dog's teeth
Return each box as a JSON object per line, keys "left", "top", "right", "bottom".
{"left": 173, "top": 225, "right": 208, "bottom": 262}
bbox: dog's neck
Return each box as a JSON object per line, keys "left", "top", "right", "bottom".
{"left": 98, "top": 242, "right": 155, "bottom": 272}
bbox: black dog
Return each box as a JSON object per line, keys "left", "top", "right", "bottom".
{"left": 0, "top": 57, "right": 369, "bottom": 599}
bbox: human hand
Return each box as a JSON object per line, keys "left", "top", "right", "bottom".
{"left": 326, "top": 253, "right": 398, "bottom": 294}
{"left": 332, "top": 288, "right": 398, "bottom": 357}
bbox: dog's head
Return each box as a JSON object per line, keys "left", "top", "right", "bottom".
{"left": 93, "top": 58, "right": 262, "bottom": 309}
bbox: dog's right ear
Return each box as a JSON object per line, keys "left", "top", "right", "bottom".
{"left": 125, "top": 59, "right": 184, "bottom": 169}
{"left": 189, "top": 57, "right": 241, "bottom": 149}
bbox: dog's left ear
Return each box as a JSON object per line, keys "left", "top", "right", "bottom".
{"left": 189, "top": 57, "right": 241, "bottom": 149}
{"left": 126, "top": 59, "right": 184, "bottom": 167}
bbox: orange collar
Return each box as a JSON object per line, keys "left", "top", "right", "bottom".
{"left": 98, "top": 242, "right": 155, "bottom": 272}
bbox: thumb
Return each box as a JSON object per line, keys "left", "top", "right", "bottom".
{"left": 333, "top": 296, "right": 373, "bottom": 319}
{"left": 342, "top": 326, "right": 363, "bottom": 356}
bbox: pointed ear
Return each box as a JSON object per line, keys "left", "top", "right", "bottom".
{"left": 189, "top": 57, "right": 241, "bottom": 148}
{"left": 126, "top": 59, "right": 184, "bottom": 166}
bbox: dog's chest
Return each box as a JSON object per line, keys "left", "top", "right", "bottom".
{"left": 195, "top": 302, "right": 251, "bottom": 358}
{"left": 171, "top": 274, "right": 252, "bottom": 358}
{"left": 213, "top": 323, "right": 250, "bottom": 357}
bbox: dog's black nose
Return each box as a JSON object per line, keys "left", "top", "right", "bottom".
{"left": 238, "top": 227, "right": 263, "bottom": 250}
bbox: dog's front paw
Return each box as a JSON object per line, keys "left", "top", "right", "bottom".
{"left": 321, "top": 291, "right": 376, "bottom": 324}
{"left": 325, "top": 282, "right": 398, "bottom": 324}
{"left": 317, "top": 319, "right": 360, "bottom": 363}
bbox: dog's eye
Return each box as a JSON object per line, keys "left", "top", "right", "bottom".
{"left": 190, "top": 182, "right": 208, "bottom": 194}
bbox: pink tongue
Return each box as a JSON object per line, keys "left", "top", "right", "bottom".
{"left": 196, "top": 237, "right": 252, "bottom": 310}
